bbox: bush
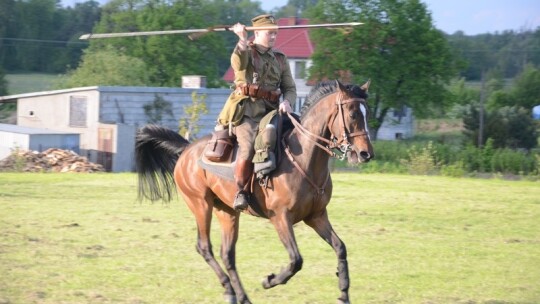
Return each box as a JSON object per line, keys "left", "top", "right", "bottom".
{"left": 354, "top": 138, "right": 539, "bottom": 177}
{"left": 400, "top": 141, "right": 440, "bottom": 175}
{"left": 490, "top": 149, "right": 538, "bottom": 175}
{"left": 440, "top": 161, "right": 467, "bottom": 177}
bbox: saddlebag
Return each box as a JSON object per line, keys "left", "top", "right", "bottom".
{"left": 204, "top": 129, "right": 234, "bottom": 162}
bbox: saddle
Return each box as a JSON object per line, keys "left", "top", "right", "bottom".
{"left": 200, "top": 110, "right": 299, "bottom": 182}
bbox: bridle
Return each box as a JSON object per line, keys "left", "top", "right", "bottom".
{"left": 282, "top": 91, "right": 369, "bottom": 193}
{"left": 285, "top": 92, "right": 369, "bottom": 161}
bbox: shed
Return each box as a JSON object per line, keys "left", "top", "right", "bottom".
{"left": 376, "top": 106, "right": 415, "bottom": 140}
{"left": 0, "top": 123, "right": 80, "bottom": 160}
{"left": 0, "top": 86, "right": 231, "bottom": 172}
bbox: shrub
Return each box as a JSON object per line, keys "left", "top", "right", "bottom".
{"left": 440, "top": 161, "right": 466, "bottom": 177}
{"left": 401, "top": 141, "right": 440, "bottom": 175}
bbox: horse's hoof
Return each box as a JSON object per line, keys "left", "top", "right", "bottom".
{"left": 224, "top": 294, "right": 237, "bottom": 304}
{"left": 261, "top": 273, "right": 276, "bottom": 289}
{"left": 337, "top": 298, "right": 350, "bottom": 304}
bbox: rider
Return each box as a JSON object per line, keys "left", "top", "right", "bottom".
{"left": 217, "top": 14, "right": 297, "bottom": 211}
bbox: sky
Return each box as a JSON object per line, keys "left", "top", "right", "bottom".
{"left": 61, "top": 0, "right": 540, "bottom": 35}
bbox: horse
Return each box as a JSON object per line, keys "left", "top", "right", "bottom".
{"left": 135, "top": 80, "right": 374, "bottom": 304}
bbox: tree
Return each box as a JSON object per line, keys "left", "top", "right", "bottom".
{"left": 179, "top": 91, "right": 208, "bottom": 140}
{"left": 55, "top": 46, "right": 151, "bottom": 88}
{"left": 463, "top": 105, "right": 538, "bottom": 149}
{"left": 511, "top": 64, "right": 540, "bottom": 110}
{"left": 447, "top": 28, "right": 540, "bottom": 81}
{"left": 0, "top": 0, "right": 100, "bottom": 73}
{"left": 90, "top": 0, "right": 234, "bottom": 87}
{"left": 488, "top": 64, "right": 540, "bottom": 111}
{"left": 308, "top": 0, "right": 459, "bottom": 138}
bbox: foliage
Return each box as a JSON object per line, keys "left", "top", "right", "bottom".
{"left": 308, "top": 0, "right": 459, "bottom": 138}
{"left": 55, "top": 46, "right": 151, "bottom": 88}
{"left": 439, "top": 161, "right": 466, "bottom": 177}
{"left": 400, "top": 141, "right": 440, "bottom": 175}
{"left": 352, "top": 138, "right": 539, "bottom": 177}
{"left": 462, "top": 104, "right": 538, "bottom": 149}
{"left": 448, "top": 78, "right": 480, "bottom": 107}
{"left": 90, "top": 0, "right": 238, "bottom": 87}
{"left": 488, "top": 64, "right": 540, "bottom": 111}
{"left": 178, "top": 91, "right": 208, "bottom": 140}
{"left": 272, "top": 0, "right": 318, "bottom": 17}
{"left": 143, "top": 94, "right": 174, "bottom": 124}
{"left": 0, "top": 0, "right": 100, "bottom": 73}
{"left": 447, "top": 28, "right": 540, "bottom": 81}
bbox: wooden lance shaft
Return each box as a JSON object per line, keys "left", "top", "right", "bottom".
{"left": 79, "top": 22, "right": 363, "bottom": 40}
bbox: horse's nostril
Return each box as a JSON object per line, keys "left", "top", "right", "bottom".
{"left": 359, "top": 151, "right": 371, "bottom": 160}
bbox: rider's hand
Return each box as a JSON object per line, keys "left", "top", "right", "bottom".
{"left": 279, "top": 100, "right": 292, "bottom": 113}
{"left": 233, "top": 23, "right": 247, "bottom": 44}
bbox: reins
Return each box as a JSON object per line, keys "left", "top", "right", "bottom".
{"left": 282, "top": 93, "right": 367, "bottom": 194}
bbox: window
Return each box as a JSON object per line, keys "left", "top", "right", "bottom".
{"left": 69, "top": 96, "right": 87, "bottom": 127}
{"left": 294, "top": 61, "right": 306, "bottom": 79}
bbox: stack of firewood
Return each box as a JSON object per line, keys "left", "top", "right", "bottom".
{"left": 0, "top": 148, "right": 105, "bottom": 173}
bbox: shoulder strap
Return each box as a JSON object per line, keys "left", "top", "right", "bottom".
{"left": 272, "top": 49, "right": 287, "bottom": 71}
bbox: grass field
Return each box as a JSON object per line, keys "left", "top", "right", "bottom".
{"left": 0, "top": 173, "right": 539, "bottom": 304}
{"left": 5, "top": 73, "right": 59, "bottom": 95}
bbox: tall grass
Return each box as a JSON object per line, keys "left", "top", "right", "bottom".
{"left": 1, "top": 173, "right": 539, "bottom": 303}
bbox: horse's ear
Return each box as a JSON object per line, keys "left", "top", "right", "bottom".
{"left": 361, "top": 79, "right": 371, "bottom": 92}
{"left": 335, "top": 79, "right": 345, "bottom": 91}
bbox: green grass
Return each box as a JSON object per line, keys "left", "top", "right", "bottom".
{"left": 0, "top": 173, "right": 539, "bottom": 303}
{"left": 5, "top": 73, "right": 59, "bottom": 95}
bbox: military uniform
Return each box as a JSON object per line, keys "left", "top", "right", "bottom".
{"left": 216, "top": 14, "right": 297, "bottom": 211}
{"left": 218, "top": 15, "right": 297, "bottom": 161}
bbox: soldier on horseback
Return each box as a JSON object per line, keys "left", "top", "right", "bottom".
{"left": 216, "top": 14, "right": 297, "bottom": 211}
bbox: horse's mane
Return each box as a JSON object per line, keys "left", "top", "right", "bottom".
{"left": 300, "top": 81, "right": 339, "bottom": 117}
{"left": 300, "top": 81, "right": 368, "bottom": 118}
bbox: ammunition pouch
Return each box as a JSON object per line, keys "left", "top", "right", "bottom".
{"left": 240, "top": 84, "right": 281, "bottom": 103}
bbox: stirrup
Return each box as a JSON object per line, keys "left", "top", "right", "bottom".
{"left": 233, "top": 190, "right": 250, "bottom": 211}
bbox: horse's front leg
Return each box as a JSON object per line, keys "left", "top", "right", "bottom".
{"left": 305, "top": 210, "right": 350, "bottom": 304}
{"left": 263, "top": 211, "right": 303, "bottom": 289}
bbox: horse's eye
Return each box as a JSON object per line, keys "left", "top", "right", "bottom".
{"left": 349, "top": 110, "right": 358, "bottom": 119}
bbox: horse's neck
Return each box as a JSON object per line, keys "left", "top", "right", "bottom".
{"left": 287, "top": 104, "right": 333, "bottom": 173}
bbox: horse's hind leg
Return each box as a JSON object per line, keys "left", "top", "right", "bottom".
{"left": 305, "top": 211, "right": 350, "bottom": 304}
{"left": 214, "top": 203, "right": 252, "bottom": 304}
{"left": 185, "top": 196, "right": 237, "bottom": 303}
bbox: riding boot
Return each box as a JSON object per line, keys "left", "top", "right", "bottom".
{"left": 233, "top": 158, "right": 253, "bottom": 211}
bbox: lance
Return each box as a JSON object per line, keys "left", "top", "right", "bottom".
{"left": 79, "top": 22, "right": 363, "bottom": 40}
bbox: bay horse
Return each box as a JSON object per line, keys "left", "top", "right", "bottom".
{"left": 135, "top": 80, "right": 373, "bottom": 304}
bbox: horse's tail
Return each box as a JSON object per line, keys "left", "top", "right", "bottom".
{"left": 135, "top": 124, "right": 190, "bottom": 202}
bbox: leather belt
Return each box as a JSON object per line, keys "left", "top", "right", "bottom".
{"left": 238, "top": 84, "right": 281, "bottom": 103}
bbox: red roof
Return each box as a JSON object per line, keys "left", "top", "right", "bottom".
{"left": 223, "top": 17, "right": 314, "bottom": 83}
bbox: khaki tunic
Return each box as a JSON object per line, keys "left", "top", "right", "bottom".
{"left": 218, "top": 42, "right": 297, "bottom": 160}
{"left": 218, "top": 43, "right": 297, "bottom": 126}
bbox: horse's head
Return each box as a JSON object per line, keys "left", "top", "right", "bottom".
{"left": 327, "top": 80, "right": 374, "bottom": 163}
